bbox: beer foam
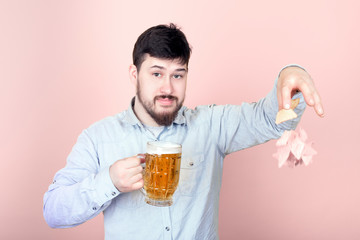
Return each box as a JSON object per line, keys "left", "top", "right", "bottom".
{"left": 147, "top": 141, "right": 182, "bottom": 154}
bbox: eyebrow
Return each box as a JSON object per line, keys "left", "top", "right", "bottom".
{"left": 150, "top": 65, "right": 187, "bottom": 72}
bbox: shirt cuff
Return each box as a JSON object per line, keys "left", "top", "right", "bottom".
{"left": 93, "top": 166, "right": 121, "bottom": 206}
{"left": 278, "top": 64, "right": 307, "bottom": 78}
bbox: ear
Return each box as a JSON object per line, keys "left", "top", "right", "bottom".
{"left": 129, "top": 64, "right": 138, "bottom": 86}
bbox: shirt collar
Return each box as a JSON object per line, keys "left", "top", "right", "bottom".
{"left": 124, "top": 97, "right": 187, "bottom": 126}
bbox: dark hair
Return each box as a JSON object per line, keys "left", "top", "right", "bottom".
{"left": 132, "top": 23, "right": 191, "bottom": 70}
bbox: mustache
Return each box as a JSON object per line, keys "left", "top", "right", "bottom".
{"left": 154, "top": 95, "right": 178, "bottom": 101}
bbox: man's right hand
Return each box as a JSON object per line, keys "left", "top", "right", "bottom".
{"left": 109, "top": 154, "right": 146, "bottom": 192}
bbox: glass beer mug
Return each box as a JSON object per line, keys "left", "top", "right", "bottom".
{"left": 142, "top": 141, "right": 182, "bottom": 207}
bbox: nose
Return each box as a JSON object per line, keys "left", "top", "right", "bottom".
{"left": 160, "top": 77, "right": 173, "bottom": 95}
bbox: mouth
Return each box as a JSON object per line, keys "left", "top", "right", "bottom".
{"left": 155, "top": 95, "right": 177, "bottom": 106}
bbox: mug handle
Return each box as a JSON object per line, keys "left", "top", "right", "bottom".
{"left": 139, "top": 154, "right": 146, "bottom": 196}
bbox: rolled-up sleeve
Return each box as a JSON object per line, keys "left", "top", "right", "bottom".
{"left": 209, "top": 71, "right": 306, "bottom": 155}
{"left": 43, "top": 130, "right": 120, "bottom": 228}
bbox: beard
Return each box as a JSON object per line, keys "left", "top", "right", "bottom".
{"left": 136, "top": 83, "right": 183, "bottom": 126}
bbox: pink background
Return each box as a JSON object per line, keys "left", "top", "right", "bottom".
{"left": 1, "top": 0, "right": 359, "bottom": 239}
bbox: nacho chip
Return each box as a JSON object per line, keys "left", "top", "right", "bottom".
{"left": 290, "top": 98, "right": 300, "bottom": 109}
{"left": 276, "top": 109, "right": 298, "bottom": 124}
{"left": 275, "top": 99, "right": 300, "bottom": 124}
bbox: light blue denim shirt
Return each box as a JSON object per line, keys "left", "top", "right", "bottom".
{"left": 43, "top": 73, "right": 306, "bottom": 240}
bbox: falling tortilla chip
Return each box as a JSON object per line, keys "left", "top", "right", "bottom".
{"left": 273, "top": 128, "right": 317, "bottom": 168}
{"left": 275, "top": 98, "right": 300, "bottom": 124}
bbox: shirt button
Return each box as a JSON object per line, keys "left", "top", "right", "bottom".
{"left": 112, "top": 192, "right": 116, "bottom": 196}
{"left": 92, "top": 207, "right": 97, "bottom": 211}
{"left": 189, "top": 162, "right": 194, "bottom": 167}
{"left": 165, "top": 226, "right": 170, "bottom": 231}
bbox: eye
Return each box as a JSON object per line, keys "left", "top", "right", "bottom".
{"left": 173, "top": 74, "right": 183, "bottom": 79}
{"left": 153, "top": 72, "right": 161, "bottom": 77}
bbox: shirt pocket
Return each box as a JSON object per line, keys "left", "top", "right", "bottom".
{"left": 178, "top": 154, "right": 210, "bottom": 196}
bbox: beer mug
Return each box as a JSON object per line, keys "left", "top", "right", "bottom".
{"left": 142, "top": 141, "right": 182, "bottom": 207}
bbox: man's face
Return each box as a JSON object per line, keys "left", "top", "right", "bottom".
{"left": 135, "top": 55, "right": 188, "bottom": 126}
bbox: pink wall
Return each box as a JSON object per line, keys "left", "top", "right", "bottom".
{"left": 1, "top": 0, "right": 359, "bottom": 239}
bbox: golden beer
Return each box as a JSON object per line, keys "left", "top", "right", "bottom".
{"left": 143, "top": 141, "right": 181, "bottom": 207}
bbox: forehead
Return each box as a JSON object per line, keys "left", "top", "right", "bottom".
{"left": 140, "top": 54, "right": 187, "bottom": 71}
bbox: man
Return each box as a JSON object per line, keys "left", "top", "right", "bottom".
{"left": 43, "top": 23, "right": 324, "bottom": 239}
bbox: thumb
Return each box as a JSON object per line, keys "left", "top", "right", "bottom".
{"left": 278, "top": 85, "right": 292, "bottom": 110}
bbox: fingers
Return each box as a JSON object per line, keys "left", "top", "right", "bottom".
{"left": 297, "top": 80, "right": 314, "bottom": 106}
{"left": 280, "top": 85, "right": 292, "bottom": 110}
{"left": 129, "top": 174, "right": 144, "bottom": 190}
{"left": 122, "top": 155, "right": 145, "bottom": 168}
{"left": 109, "top": 155, "right": 145, "bottom": 192}
{"left": 295, "top": 81, "right": 325, "bottom": 117}
{"left": 277, "top": 66, "right": 324, "bottom": 118}
{"left": 280, "top": 82, "right": 325, "bottom": 117}
{"left": 312, "top": 90, "right": 325, "bottom": 117}
{"left": 119, "top": 165, "right": 144, "bottom": 192}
